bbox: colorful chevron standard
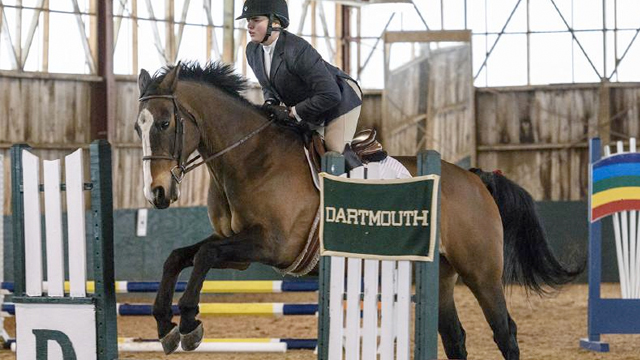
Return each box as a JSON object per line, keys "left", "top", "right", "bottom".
{"left": 591, "top": 152, "right": 640, "bottom": 222}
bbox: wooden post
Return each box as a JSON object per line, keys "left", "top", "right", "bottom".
{"left": 311, "top": 1, "right": 317, "bottom": 48}
{"left": 223, "top": 0, "right": 235, "bottom": 64}
{"left": 334, "top": 4, "right": 342, "bottom": 66}
{"left": 90, "top": 0, "right": 115, "bottom": 141}
{"left": 42, "top": 0, "right": 49, "bottom": 72}
{"left": 598, "top": 79, "right": 611, "bottom": 145}
{"left": 165, "top": 0, "right": 175, "bottom": 63}
{"left": 341, "top": 5, "right": 351, "bottom": 73}
{"left": 132, "top": 0, "right": 138, "bottom": 74}
{"left": 90, "top": 0, "right": 98, "bottom": 68}
{"left": 15, "top": 0, "right": 22, "bottom": 70}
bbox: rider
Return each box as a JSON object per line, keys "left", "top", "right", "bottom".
{"left": 237, "top": 0, "right": 363, "bottom": 153}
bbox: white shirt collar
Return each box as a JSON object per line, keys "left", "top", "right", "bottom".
{"left": 261, "top": 35, "right": 279, "bottom": 55}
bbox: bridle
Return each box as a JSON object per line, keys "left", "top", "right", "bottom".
{"left": 138, "top": 94, "right": 273, "bottom": 183}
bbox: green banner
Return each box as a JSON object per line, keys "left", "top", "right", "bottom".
{"left": 320, "top": 173, "right": 439, "bottom": 262}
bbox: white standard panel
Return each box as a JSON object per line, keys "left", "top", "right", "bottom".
{"left": 395, "top": 261, "right": 412, "bottom": 360}
{"left": 65, "top": 149, "right": 87, "bottom": 297}
{"left": 328, "top": 256, "right": 345, "bottom": 360}
{"left": 379, "top": 261, "right": 395, "bottom": 360}
{"left": 345, "top": 257, "right": 362, "bottom": 359}
{"left": 43, "top": 160, "right": 65, "bottom": 297}
{"left": 22, "top": 150, "right": 43, "bottom": 296}
{"left": 15, "top": 303, "right": 96, "bottom": 360}
{"left": 361, "top": 259, "right": 379, "bottom": 359}
{"left": 632, "top": 138, "right": 640, "bottom": 298}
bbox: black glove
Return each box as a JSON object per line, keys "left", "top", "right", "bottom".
{"left": 262, "top": 99, "right": 278, "bottom": 109}
{"left": 264, "top": 104, "right": 293, "bottom": 124}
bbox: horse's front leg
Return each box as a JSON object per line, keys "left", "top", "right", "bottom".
{"left": 178, "top": 226, "right": 272, "bottom": 351}
{"left": 154, "top": 239, "right": 211, "bottom": 354}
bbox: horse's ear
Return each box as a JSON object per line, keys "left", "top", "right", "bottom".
{"left": 138, "top": 69, "right": 151, "bottom": 96}
{"left": 159, "top": 62, "right": 181, "bottom": 93}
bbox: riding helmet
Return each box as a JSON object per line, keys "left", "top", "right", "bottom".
{"left": 236, "top": 0, "right": 290, "bottom": 28}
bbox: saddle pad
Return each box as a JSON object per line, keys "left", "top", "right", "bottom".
{"left": 304, "top": 147, "right": 411, "bottom": 190}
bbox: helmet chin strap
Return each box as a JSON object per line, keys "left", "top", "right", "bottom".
{"left": 261, "top": 14, "right": 281, "bottom": 43}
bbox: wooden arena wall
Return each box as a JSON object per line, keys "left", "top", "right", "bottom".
{"left": 1, "top": 75, "right": 640, "bottom": 215}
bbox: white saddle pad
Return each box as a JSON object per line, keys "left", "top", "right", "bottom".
{"left": 304, "top": 149, "right": 411, "bottom": 191}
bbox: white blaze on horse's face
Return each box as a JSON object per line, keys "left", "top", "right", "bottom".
{"left": 138, "top": 109, "right": 155, "bottom": 204}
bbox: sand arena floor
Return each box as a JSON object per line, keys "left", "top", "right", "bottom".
{"left": 1, "top": 283, "right": 639, "bottom": 359}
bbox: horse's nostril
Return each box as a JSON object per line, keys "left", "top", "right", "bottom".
{"left": 152, "top": 186, "right": 165, "bottom": 202}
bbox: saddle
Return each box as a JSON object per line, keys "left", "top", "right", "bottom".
{"left": 306, "top": 129, "right": 388, "bottom": 173}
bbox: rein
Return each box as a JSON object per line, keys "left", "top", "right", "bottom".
{"left": 138, "top": 94, "right": 273, "bottom": 183}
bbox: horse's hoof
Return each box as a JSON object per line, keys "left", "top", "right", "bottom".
{"left": 180, "top": 322, "right": 203, "bottom": 351}
{"left": 160, "top": 326, "right": 180, "bottom": 354}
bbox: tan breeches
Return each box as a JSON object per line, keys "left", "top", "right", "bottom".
{"left": 322, "top": 79, "right": 362, "bottom": 153}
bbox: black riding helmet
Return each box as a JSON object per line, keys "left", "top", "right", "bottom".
{"left": 236, "top": 0, "right": 289, "bottom": 42}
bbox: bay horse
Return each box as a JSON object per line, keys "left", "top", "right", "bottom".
{"left": 135, "top": 61, "right": 580, "bottom": 359}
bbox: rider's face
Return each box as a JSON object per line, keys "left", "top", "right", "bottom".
{"left": 247, "top": 16, "right": 280, "bottom": 44}
{"left": 247, "top": 16, "right": 269, "bottom": 43}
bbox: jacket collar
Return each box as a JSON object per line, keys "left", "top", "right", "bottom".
{"left": 269, "top": 30, "right": 287, "bottom": 80}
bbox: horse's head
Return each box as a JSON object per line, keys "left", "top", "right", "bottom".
{"left": 136, "top": 64, "right": 200, "bottom": 209}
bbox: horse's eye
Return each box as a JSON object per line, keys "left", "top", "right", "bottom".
{"left": 159, "top": 120, "right": 171, "bottom": 131}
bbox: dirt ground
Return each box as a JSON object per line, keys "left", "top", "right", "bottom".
{"left": 2, "top": 283, "right": 640, "bottom": 359}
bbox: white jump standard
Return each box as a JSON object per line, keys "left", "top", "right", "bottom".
{"left": 10, "top": 141, "right": 117, "bottom": 360}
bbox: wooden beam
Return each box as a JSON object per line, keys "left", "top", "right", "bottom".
{"left": 15, "top": 0, "right": 22, "bottom": 69}
{"left": 175, "top": 0, "right": 191, "bottom": 61}
{"left": 335, "top": 4, "right": 342, "bottom": 65}
{"left": 144, "top": 0, "right": 168, "bottom": 64}
{"left": 71, "top": 0, "right": 97, "bottom": 73}
{"left": 90, "top": 0, "right": 115, "bottom": 141}
{"left": 340, "top": 5, "right": 350, "bottom": 73}
{"left": 311, "top": 1, "right": 317, "bottom": 48}
{"left": 90, "top": 0, "right": 98, "bottom": 68}
{"left": 203, "top": 0, "right": 220, "bottom": 60}
{"left": 356, "top": 6, "right": 360, "bottom": 78}
{"left": 20, "top": 0, "right": 45, "bottom": 67}
{"left": 0, "top": 69, "right": 101, "bottom": 81}
{"left": 598, "top": 80, "right": 611, "bottom": 145}
{"left": 132, "top": 0, "right": 138, "bottom": 74}
{"left": 113, "top": 0, "right": 128, "bottom": 49}
{"left": 0, "top": 5, "right": 19, "bottom": 69}
{"left": 165, "top": 0, "right": 175, "bottom": 63}
{"left": 317, "top": 2, "right": 334, "bottom": 62}
{"left": 42, "top": 0, "right": 49, "bottom": 72}
{"left": 223, "top": 0, "right": 234, "bottom": 64}
{"left": 383, "top": 30, "right": 472, "bottom": 44}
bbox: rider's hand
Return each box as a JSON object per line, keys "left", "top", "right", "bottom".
{"left": 265, "top": 104, "right": 293, "bottom": 124}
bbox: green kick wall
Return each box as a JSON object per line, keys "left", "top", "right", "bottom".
{"left": 0, "top": 201, "right": 622, "bottom": 283}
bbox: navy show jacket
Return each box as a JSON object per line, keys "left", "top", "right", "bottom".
{"left": 246, "top": 30, "right": 362, "bottom": 126}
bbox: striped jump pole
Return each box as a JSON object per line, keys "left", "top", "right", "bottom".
{"left": 317, "top": 151, "right": 441, "bottom": 360}
{"left": 580, "top": 137, "right": 640, "bottom": 352}
{"left": 1, "top": 279, "right": 319, "bottom": 294}
{"left": 3, "top": 302, "right": 318, "bottom": 316}
{"left": 10, "top": 141, "right": 117, "bottom": 360}
{"left": 6, "top": 338, "right": 318, "bottom": 353}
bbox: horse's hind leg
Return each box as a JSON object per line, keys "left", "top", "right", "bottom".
{"left": 153, "top": 239, "right": 210, "bottom": 354}
{"left": 439, "top": 256, "right": 468, "bottom": 359}
{"left": 466, "top": 278, "right": 519, "bottom": 360}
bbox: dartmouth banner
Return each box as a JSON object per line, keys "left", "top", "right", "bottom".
{"left": 320, "top": 173, "right": 439, "bottom": 262}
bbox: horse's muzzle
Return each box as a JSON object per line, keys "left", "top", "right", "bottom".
{"left": 152, "top": 186, "right": 171, "bottom": 209}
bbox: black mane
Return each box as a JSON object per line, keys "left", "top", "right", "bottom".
{"left": 145, "top": 61, "right": 250, "bottom": 102}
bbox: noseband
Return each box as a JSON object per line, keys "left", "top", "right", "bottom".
{"left": 138, "top": 94, "right": 273, "bottom": 183}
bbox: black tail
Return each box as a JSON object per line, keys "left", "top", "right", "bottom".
{"left": 470, "top": 168, "right": 584, "bottom": 295}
